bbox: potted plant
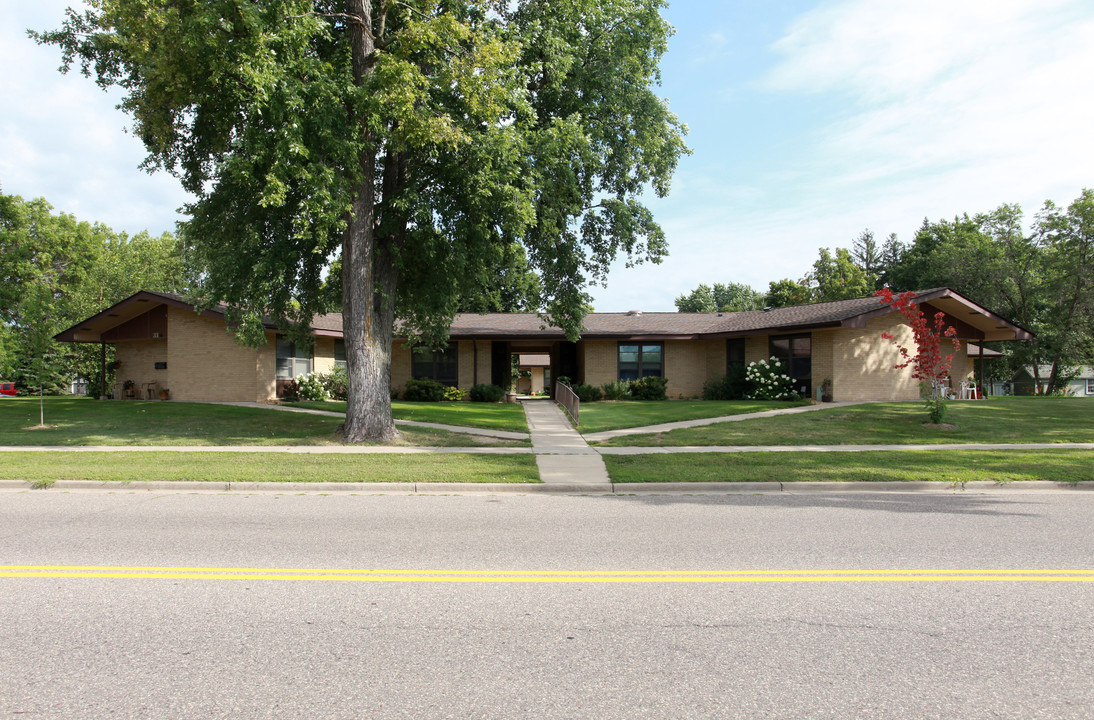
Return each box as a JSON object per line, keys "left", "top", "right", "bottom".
{"left": 158, "top": 388, "right": 170, "bottom": 401}
{"left": 123, "top": 379, "right": 135, "bottom": 399}
{"left": 821, "top": 378, "right": 833, "bottom": 403}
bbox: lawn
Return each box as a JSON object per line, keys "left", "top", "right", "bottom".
{"left": 0, "top": 451, "right": 539, "bottom": 485}
{"left": 592, "top": 397, "right": 1094, "bottom": 446}
{"left": 0, "top": 397, "right": 525, "bottom": 447}
{"left": 605, "top": 449, "right": 1094, "bottom": 484}
{"left": 574, "top": 399, "right": 809, "bottom": 434}
{"left": 291, "top": 399, "right": 529, "bottom": 433}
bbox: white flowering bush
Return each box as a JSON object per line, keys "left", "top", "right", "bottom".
{"left": 744, "top": 357, "right": 797, "bottom": 400}
{"left": 296, "top": 372, "right": 329, "bottom": 401}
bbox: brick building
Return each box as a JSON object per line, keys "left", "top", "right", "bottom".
{"left": 55, "top": 288, "right": 1031, "bottom": 403}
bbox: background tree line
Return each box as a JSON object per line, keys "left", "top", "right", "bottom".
{"left": 1, "top": 189, "right": 188, "bottom": 396}
{"left": 675, "top": 189, "right": 1094, "bottom": 392}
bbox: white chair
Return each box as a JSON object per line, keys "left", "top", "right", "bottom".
{"left": 960, "top": 380, "right": 977, "bottom": 400}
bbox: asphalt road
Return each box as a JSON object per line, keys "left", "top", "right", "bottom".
{"left": 1, "top": 488, "right": 1093, "bottom": 719}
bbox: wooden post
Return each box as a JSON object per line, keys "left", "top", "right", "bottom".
{"left": 100, "top": 342, "right": 107, "bottom": 400}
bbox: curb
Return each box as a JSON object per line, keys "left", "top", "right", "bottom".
{"left": 3, "top": 479, "right": 1091, "bottom": 494}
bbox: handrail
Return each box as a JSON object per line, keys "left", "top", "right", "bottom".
{"left": 555, "top": 381, "right": 580, "bottom": 425}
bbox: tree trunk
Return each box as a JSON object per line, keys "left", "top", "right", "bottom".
{"left": 342, "top": 0, "right": 399, "bottom": 443}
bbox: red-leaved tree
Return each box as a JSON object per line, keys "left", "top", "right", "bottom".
{"left": 876, "top": 288, "right": 960, "bottom": 423}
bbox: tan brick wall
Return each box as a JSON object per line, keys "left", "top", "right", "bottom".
{"left": 705, "top": 338, "right": 727, "bottom": 382}
{"left": 581, "top": 340, "right": 617, "bottom": 387}
{"left": 457, "top": 341, "right": 476, "bottom": 389}
{"left": 313, "top": 337, "right": 337, "bottom": 375}
{"left": 391, "top": 341, "right": 413, "bottom": 394}
{"left": 744, "top": 335, "right": 770, "bottom": 365}
{"left": 114, "top": 339, "right": 168, "bottom": 397}
{"left": 664, "top": 340, "right": 704, "bottom": 398}
{"left": 831, "top": 314, "right": 920, "bottom": 401}
{"left": 166, "top": 308, "right": 268, "bottom": 402}
{"left": 811, "top": 329, "right": 836, "bottom": 401}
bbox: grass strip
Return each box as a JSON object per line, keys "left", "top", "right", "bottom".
{"left": 604, "top": 449, "right": 1094, "bottom": 484}
{"left": 291, "top": 400, "right": 530, "bottom": 433}
{"left": 0, "top": 397, "right": 525, "bottom": 447}
{"left": 593, "top": 398, "right": 1094, "bottom": 446}
{"left": 575, "top": 399, "right": 808, "bottom": 433}
{"left": 0, "top": 452, "right": 540, "bottom": 484}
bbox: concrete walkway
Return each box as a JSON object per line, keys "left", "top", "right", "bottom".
{"left": 521, "top": 399, "right": 611, "bottom": 487}
{"left": 581, "top": 400, "right": 874, "bottom": 442}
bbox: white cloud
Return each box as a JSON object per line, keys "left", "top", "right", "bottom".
{"left": 591, "top": 0, "right": 1094, "bottom": 311}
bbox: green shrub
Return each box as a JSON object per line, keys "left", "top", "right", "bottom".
{"left": 600, "top": 379, "right": 631, "bottom": 400}
{"left": 702, "top": 365, "right": 748, "bottom": 400}
{"left": 296, "top": 372, "right": 328, "bottom": 401}
{"left": 280, "top": 379, "right": 300, "bottom": 402}
{"left": 571, "top": 383, "right": 602, "bottom": 402}
{"left": 319, "top": 365, "right": 348, "bottom": 401}
{"left": 744, "top": 357, "right": 797, "bottom": 400}
{"left": 443, "top": 385, "right": 468, "bottom": 402}
{"left": 630, "top": 376, "right": 668, "bottom": 401}
{"left": 469, "top": 384, "right": 506, "bottom": 402}
{"left": 403, "top": 378, "right": 446, "bottom": 402}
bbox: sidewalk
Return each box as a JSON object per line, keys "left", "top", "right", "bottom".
{"left": 521, "top": 399, "right": 611, "bottom": 486}
{"left": 581, "top": 401, "right": 873, "bottom": 442}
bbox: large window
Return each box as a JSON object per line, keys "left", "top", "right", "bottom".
{"left": 770, "top": 333, "right": 811, "bottom": 397}
{"left": 618, "top": 343, "right": 663, "bottom": 380}
{"left": 276, "top": 337, "right": 312, "bottom": 379}
{"left": 726, "top": 338, "right": 746, "bottom": 373}
{"left": 412, "top": 343, "right": 459, "bottom": 385}
{"left": 334, "top": 339, "right": 346, "bottom": 368}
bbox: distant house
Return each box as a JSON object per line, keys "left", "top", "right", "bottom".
{"left": 54, "top": 288, "right": 1032, "bottom": 403}
{"left": 1008, "top": 366, "right": 1094, "bottom": 397}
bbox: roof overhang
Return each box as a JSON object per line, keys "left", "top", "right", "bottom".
{"left": 53, "top": 291, "right": 226, "bottom": 343}
{"left": 841, "top": 289, "right": 1034, "bottom": 341}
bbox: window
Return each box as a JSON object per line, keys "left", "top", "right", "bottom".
{"left": 1087, "top": 379, "right": 1094, "bottom": 395}
{"left": 334, "top": 339, "right": 346, "bottom": 368}
{"left": 618, "top": 343, "right": 663, "bottom": 380}
{"left": 276, "top": 337, "right": 312, "bottom": 379}
{"left": 412, "top": 343, "right": 459, "bottom": 385}
{"left": 770, "top": 333, "right": 812, "bottom": 396}
{"left": 726, "top": 338, "right": 745, "bottom": 373}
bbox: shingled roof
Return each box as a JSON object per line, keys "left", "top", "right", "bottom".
{"left": 55, "top": 287, "right": 1033, "bottom": 344}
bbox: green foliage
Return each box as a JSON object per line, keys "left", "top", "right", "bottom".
{"left": 600, "top": 379, "right": 632, "bottom": 400}
{"left": 469, "top": 384, "right": 506, "bottom": 403}
{"left": 630, "top": 376, "right": 668, "bottom": 401}
{"left": 675, "top": 282, "right": 764, "bottom": 313}
{"left": 744, "top": 358, "right": 797, "bottom": 401}
{"left": 443, "top": 385, "right": 468, "bottom": 402}
{"left": 34, "top": 0, "right": 689, "bottom": 441}
{"left": 403, "top": 378, "right": 446, "bottom": 403}
{"left": 808, "top": 247, "right": 871, "bottom": 302}
{"left": 571, "top": 383, "right": 603, "bottom": 403}
{"left": 765, "top": 278, "right": 812, "bottom": 308}
{"left": 702, "top": 365, "right": 748, "bottom": 400}
{"left": 296, "top": 373, "right": 328, "bottom": 402}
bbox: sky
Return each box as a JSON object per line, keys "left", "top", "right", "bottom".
{"left": 3, "top": 1, "right": 1094, "bottom": 312}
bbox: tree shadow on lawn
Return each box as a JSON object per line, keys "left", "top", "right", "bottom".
{"left": 592, "top": 489, "right": 1047, "bottom": 518}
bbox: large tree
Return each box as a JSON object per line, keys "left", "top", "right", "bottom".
{"left": 36, "top": 0, "right": 688, "bottom": 441}
{"left": 674, "top": 282, "right": 763, "bottom": 313}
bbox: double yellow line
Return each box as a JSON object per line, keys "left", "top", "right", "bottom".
{"left": 2, "top": 566, "right": 1093, "bottom": 583}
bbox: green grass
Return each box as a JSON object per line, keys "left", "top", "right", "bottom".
{"left": 592, "top": 397, "right": 1094, "bottom": 446}
{"left": 575, "top": 399, "right": 809, "bottom": 434}
{"left": 291, "top": 399, "right": 529, "bottom": 433}
{"left": 0, "top": 452, "right": 539, "bottom": 484}
{"left": 605, "top": 449, "right": 1094, "bottom": 484}
{"left": 0, "top": 397, "right": 525, "bottom": 447}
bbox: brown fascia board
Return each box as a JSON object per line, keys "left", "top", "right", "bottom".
{"left": 707, "top": 321, "right": 843, "bottom": 339}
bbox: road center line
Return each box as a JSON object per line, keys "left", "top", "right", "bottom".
{"left": 1, "top": 566, "right": 1092, "bottom": 583}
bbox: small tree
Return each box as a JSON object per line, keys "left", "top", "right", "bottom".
{"left": 876, "top": 288, "right": 960, "bottom": 423}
